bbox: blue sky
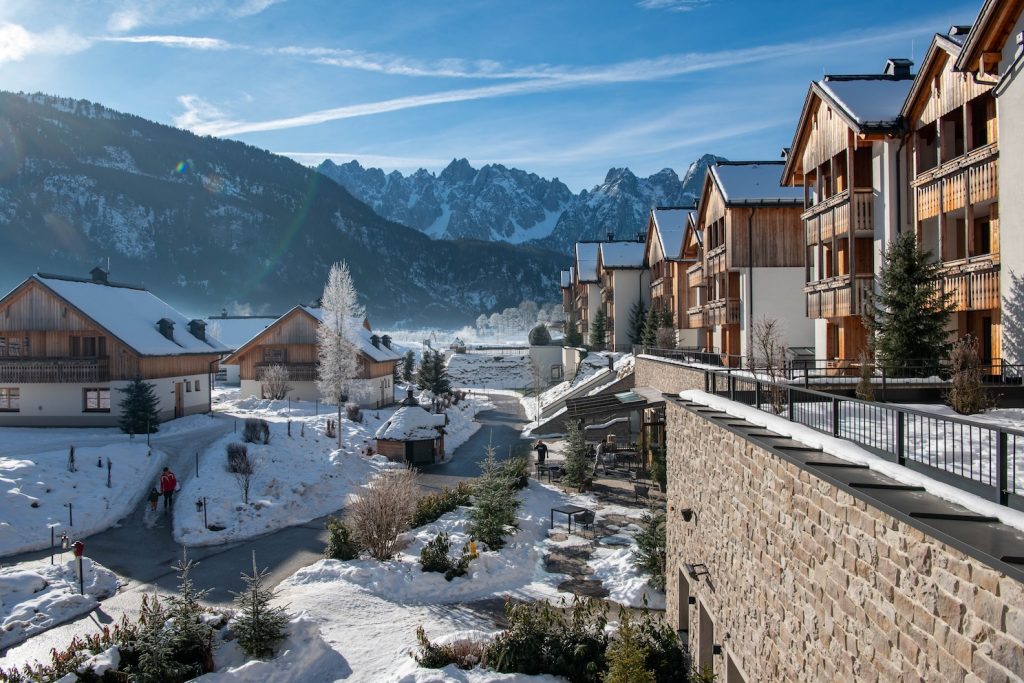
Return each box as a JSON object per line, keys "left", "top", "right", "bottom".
{"left": 0, "top": 0, "right": 977, "bottom": 190}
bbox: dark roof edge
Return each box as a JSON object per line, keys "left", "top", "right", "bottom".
{"left": 35, "top": 272, "right": 147, "bottom": 291}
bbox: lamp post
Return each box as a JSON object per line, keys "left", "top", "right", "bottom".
{"left": 64, "top": 502, "right": 73, "bottom": 527}
{"left": 195, "top": 497, "right": 207, "bottom": 529}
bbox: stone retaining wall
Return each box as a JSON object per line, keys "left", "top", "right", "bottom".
{"left": 665, "top": 401, "right": 1024, "bottom": 683}
{"left": 634, "top": 355, "right": 706, "bottom": 393}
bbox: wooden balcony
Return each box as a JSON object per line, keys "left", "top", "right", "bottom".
{"left": 705, "top": 299, "right": 741, "bottom": 326}
{"left": 687, "top": 266, "right": 705, "bottom": 289}
{"left": 0, "top": 357, "right": 110, "bottom": 383}
{"left": 805, "top": 274, "right": 874, "bottom": 319}
{"left": 936, "top": 256, "right": 1000, "bottom": 312}
{"left": 707, "top": 247, "right": 727, "bottom": 275}
{"left": 686, "top": 306, "right": 704, "bottom": 330}
{"left": 804, "top": 189, "right": 873, "bottom": 245}
{"left": 256, "top": 362, "right": 318, "bottom": 382}
{"left": 914, "top": 143, "right": 998, "bottom": 221}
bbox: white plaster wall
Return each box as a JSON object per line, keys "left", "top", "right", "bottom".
{"left": 873, "top": 138, "right": 903, "bottom": 272}
{"left": 676, "top": 328, "right": 701, "bottom": 348}
{"left": 0, "top": 374, "right": 210, "bottom": 427}
{"left": 529, "top": 345, "right": 565, "bottom": 384}
{"left": 586, "top": 283, "right": 601, "bottom": 329}
{"left": 998, "top": 18, "right": 1024, "bottom": 362}
{"left": 612, "top": 271, "right": 645, "bottom": 349}
{"left": 741, "top": 267, "right": 815, "bottom": 360}
{"left": 814, "top": 318, "right": 829, "bottom": 363}
{"left": 562, "top": 346, "right": 584, "bottom": 378}
{"left": 220, "top": 364, "right": 240, "bottom": 385}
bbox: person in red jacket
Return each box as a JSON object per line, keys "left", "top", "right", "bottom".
{"left": 159, "top": 467, "right": 177, "bottom": 513}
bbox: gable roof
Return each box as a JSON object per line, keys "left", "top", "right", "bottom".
{"left": 22, "top": 274, "right": 228, "bottom": 357}
{"left": 901, "top": 31, "right": 970, "bottom": 121}
{"left": 575, "top": 242, "right": 601, "bottom": 282}
{"left": 650, "top": 208, "right": 689, "bottom": 261}
{"left": 709, "top": 161, "right": 803, "bottom": 205}
{"left": 204, "top": 316, "right": 280, "bottom": 350}
{"left": 560, "top": 270, "right": 573, "bottom": 288}
{"left": 599, "top": 241, "right": 646, "bottom": 269}
{"left": 818, "top": 77, "right": 914, "bottom": 128}
{"left": 956, "top": 1, "right": 1024, "bottom": 72}
{"left": 375, "top": 405, "right": 446, "bottom": 441}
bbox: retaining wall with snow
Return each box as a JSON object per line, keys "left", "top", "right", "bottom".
{"left": 664, "top": 400, "right": 1024, "bottom": 682}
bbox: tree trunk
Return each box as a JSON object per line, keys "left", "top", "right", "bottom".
{"left": 337, "top": 399, "right": 343, "bottom": 450}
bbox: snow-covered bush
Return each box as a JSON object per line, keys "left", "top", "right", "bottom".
{"left": 345, "top": 402, "right": 363, "bottom": 423}
{"left": 324, "top": 516, "right": 360, "bottom": 560}
{"left": 260, "top": 364, "right": 292, "bottom": 400}
{"left": 414, "top": 627, "right": 489, "bottom": 670}
{"left": 528, "top": 324, "right": 552, "bottom": 345}
{"left": 418, "top": 532, "right": 471, "bottom": 581}
{"left": 347, "top": 469, "right": 419, "bottom": 561}
{"left": 499, "top": 456, "right": 530, "bottom": 490}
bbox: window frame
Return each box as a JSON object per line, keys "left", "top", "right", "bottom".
{"left": 83, "top": 387, "right": 111, "bottom": 413}
{"left": 0, "top": 387, "right": 20, "bottom": 412}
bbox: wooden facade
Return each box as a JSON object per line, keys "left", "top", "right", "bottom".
{"left": 645, "top": 209, "right": 698, "bottom": 332}
{"left": 904, "top": 32, "right": 1002, "bottom": 362}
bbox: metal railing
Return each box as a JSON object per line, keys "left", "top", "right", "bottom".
{"left": 702, "top": 368, "right": 1022, "bottom": 505}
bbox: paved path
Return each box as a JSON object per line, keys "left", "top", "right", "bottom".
{"left": 1, "top": 393, "right": 529, "bottom": 669}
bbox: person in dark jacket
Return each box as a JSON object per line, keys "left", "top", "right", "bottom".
{"left": 535, "top": 440, "right": 548, "bottom": 464}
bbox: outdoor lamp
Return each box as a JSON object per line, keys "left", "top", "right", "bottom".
{"left": 680, "top": 507, "right": 694, "bottom": 522}
{"left": 685, "top": 562, "right": 710, "bottom": 580}
{"left": 195, "top": 499, "right": 204, "bottom": 513}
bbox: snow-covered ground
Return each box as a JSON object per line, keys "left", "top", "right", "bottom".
{"left": 178, "top": 393, "right": 488, "bottom": 546}
{"left": 895, "top": 403, "right": 1024, "bottom": 432}
{"left": 1, "top": 557, "right": 120, "bottom": 649}
{"left": 0, "top": 441, "right": 168, "bottom": 557}
{"left": 447, "top": 354, "right": 534, "bottom": 390}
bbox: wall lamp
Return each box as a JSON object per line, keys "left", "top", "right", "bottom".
{"left": 684, "top": 562, "right": 710, "bottom": 580}
{"left": 680, "top": 507, "right": 695, "bottom": 522}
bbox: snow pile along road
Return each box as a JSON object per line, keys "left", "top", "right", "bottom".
{"left": 447, "top": 353, "right": 534, "bottom": 390}
{"left": 0, "top": 558, "right": 120, "bottom": 649}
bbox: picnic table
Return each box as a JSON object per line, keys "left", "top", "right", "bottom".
{"left": 550, "top": 504, "right": 592, "bottom": 533}
{"left": 536, "top": 463, "right": 562, "bottom": 482}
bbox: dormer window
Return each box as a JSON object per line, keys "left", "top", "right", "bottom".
{"left": 157, "top": 318, "right": 175, "bottom": 341}
{"left": 187, "top": 319, "right": 207, "bottom": 342}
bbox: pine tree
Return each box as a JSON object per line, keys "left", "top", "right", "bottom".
{"left": 164, "top": 551, "right": 214, "bottom": 677}
{"left": 430, "top": 350, "right": 452, "bottom": 394}
{"left": 640, "top": 306, "right": 659, "bottom": 347}
{"left": 589, "top": 309, "right": 608, "bottom": 350}
{"left": 658, "top": 307, "right": 674, "bottom": 331}
{"left": 232, "top": 551, "right": 290, "bottom": 659}
{"left": 561, "top": 421, "right": 591, "bottom": 491}
{"left": 868, "top": 231, "right": 953, "bottom": 375}
{"left": 627, "top": 299, "right": 647, "bottom": 345}
{"left": 117, "top": 377, "right": 160, "bottom": 434}
{"left": 416, "top": 351, "right": 436, "bottom": 392}
{"left": 565, "top": 320, "right": 583, "bottom": 348}
{"left": 468, "top": 445, "right": 520, "bottom": 549}
{"left": 604, "top": 610, "right": 656, "bottom": 683}
{"left": 401, "top": 350, "right": 415, "bottom": 382}
{"left": 317, "top": 261, "right": 365, "bottom": 448}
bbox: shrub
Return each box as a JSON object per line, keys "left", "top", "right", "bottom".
{"left": 347, "top": 468, "right": 420, "bottom": 560}
{"left": 260, "top": 364, "right": 292, "bottom": 401}
{"left": 325, "top": 419, "right": 337, "bottom": 438}
{"left": 412, "top": 482, "right": 474, "bottom": 528}
{"left": 415, "top": 626, "right": 489, "bottom": 670}
{"left": 604, "top": 610, "right": 655, "bottom": 683}
{"left": 649, "top": 444, "right": 667, "bottom": 492}
{"left": 632, "top": 512, "right": 666, "bottom": 591}
{"left": 231, "top": 552, "right": 289, "bottom": 659}
{"left": 468, "top": 447, "right": 520, "bottom": 550}
{"left": 499, "top": 457, "right": 530, "bottom": 490}
{"left": 655, "top": 326, "right": 676, "bottom": 350}
{"left": 634, "top": 607, "right": 686, "bottom": 683}
{"left": 345, "top": 402, "right": 363, "bottom": 422}
{"left": 324, "top": 516, "right": 360, "bottom": 560}
{"left": 561, "top": 422, "right": 592, "bottom": 491}
{"left": 243, "top": 418, "right": 271, "bottom": 444}
{"left": 226, "top": 443, "right": 249, "bottom": 473}
{"left": 528, "top": 324, "right": 552, "bottom": 345}
{"left": 854, "top": 351, "right": 875, "bottom": 402}
{"left": 419, "top": 532, "right": 471, "bottom": 581}
{"left": 487, "top": 596, "right": 608, "bottom": 683}
{"left": 946, "top": 334, "right": 990, "bottom": 415}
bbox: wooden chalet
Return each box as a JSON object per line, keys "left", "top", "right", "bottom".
{"left": 782, "top": 59, "right": 916, "bottom": 365}
{"left": 902, "top": 25, "right": 1002, "bottom": 362}
{"left": 222, "top": 305, "right": 402, "bottom": 408}
{"left": 644, "top": 207, "right": 700, "bottom": 347}
{"left": 0, "top": 270, "right": 228, "bottom": 426}
{"left": 374, "top": 390, "right": 447, "bottom": 466}
{"left": 688, "top": 161, "right": 811, "bottom": 365}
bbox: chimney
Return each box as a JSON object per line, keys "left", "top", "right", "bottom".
{"left": 188, "top": 319, "right": 207, "bottom": 342}
{"left": 89, "top": 266, "right": 109, "bottom": 284}
{"left": 884, "top": 58, "right": 913, "bottom": 78}
{"left": 402, "top": 388, "right": 418, "bottom": 406}
{"left": 637, "top": 233, "right": 644, "bottom": 243}
{"left": 607, "top": 231, "right": 615, "bottom": 241}
{"left": 948, "top": 25, "right": 973, "bottom": 38}
{"left": 370, "top": 334, "right": 381, "bottom": 349}
{"left": 157, "top": 318, "right": 175, "bottom": 340}
{"left": 381, "top": 334, "right": 392, "bottom": 349}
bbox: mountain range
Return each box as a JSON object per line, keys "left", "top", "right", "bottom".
{"left": 318, "top": 154, "right": 723, "bottom": 254}
{"left": 0, "top": 92, "right": 569, "bottom": 327}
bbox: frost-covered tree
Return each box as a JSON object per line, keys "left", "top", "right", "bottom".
{"left": 260, "top": 364, "right": 292, "bottom": 400}
{"left": 317, "top": 261, "right": 365, "bottom": 448}
{"left": 528, "top": 324, "right": 552, "bottom": 346}
{"left": 117, "top": 377, "right": 160, "bottom": 434}
{"left": 232, "top": 551, "right": 289, "bottom": 659}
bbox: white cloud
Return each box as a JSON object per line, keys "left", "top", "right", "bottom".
{"left": 106, "top": 0, "right": 284, "bottom": 33}
{"left": 173, "top": 94, "right": 241, "bottom": 131}
{"left": 0, "top": 22, "right": 91, "bottom": 64}
{"left": 637, "top": 0, "right": 711, "bottom": 12}
{"left": 103, "top": 34, "right": 233, "bottom": 50}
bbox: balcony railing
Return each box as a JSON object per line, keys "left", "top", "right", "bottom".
{"left": 937, "top": 256, "right": 1001, "bottom": 312}
{"left": 805, "top": 189, "right": 873, "bottom": 245}
{"left": 255, "top": 362, "right": 318, "bottom": 382}
{"left": 914, "top": 143, "right": 998, "bottom": 221}
{"left": 0, "top": 357, "right": 110, "bottom": 383}
{"left": 686, "top": 306, "right": 704, "bottom": 330}
{"left": 687, "top": 267, "right": 704, "bottom": 289}
{"left": 805, "top": 274, "right": 874, "bottom": 319}
{"left": 705, "top": 299, "right": 741, "bottom": 326}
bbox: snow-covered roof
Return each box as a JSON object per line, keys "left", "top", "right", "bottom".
{"left": 600, "top": 241, "right": 646, "bottom": 269}
{"left": 299, "top": 306, "right": 403, "bottom": 362}
{"left": 651, "top": 209, "right": 688, "bottom": 259}
{"left": 710, "top": 162, "right": 802, "bottom": 205}
{"left": 560, "top": 270, "right": 572, "bottom": 288}
{"left": 575, "top": 243, "right": 600, "bottom": 282}
{"left": 32, "top": 274, "right": 228, "bottom": 356}
{"left": 375, "top": 405, "right": 446, "bottom": 441}
{"left": 204, "top": 316, "right": 279, "bottom": 350}
{"left": 818, "top": 77, "right": 914, "bottom": 127}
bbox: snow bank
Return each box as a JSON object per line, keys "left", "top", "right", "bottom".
{"left": 447, "top": 354, "right": 534, "bottom": 390}
{"left": 1, "top": 558, "right": 120, "bottom": 648}
{"left": 0, "top": 442, "right": 167, "bottom": 557}
{"left": 680, "top": 389, "right": 1024, "bottom": 533}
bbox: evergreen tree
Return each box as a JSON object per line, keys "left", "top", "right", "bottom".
{"left": 627, "top": 299, "right": 647, "bottom": 345}
{"left": 632, "top": 511, "right": 667, "bottom": 590}
{"left": 604, "top": 611, "right": 656, "bottom": 683}
{"left": 164, "top": 552, "right": 214, "bottom": 678}
{"left": 416, "top": 351, "right": 437, "bottom": 392}
{"left": 565, "top": 321, "right": 583, "bottom": 348}
{"left": 640, "top": 306, "right": 659, "bottom": 347}
{"left": 401, "top": 350, "right": 415, "bottom": 382}
{"left": 561, "top": 421, "right": 591, "bottom": 491}
{"left": 430, "top": 350, "right": 452, "bottom": 394}
{"left": 232, "top": 551, "right": 290, "bottom": 659}
{"left": 468, "top": 445, "right": 520, "bottom": 549}
{"left": 658, "top": 307, "right": 674, "bottom": 330}
{"left": 868, "top": 231, "right": 954, "bottom": 375}
{"left": 117, "top": 377, "right": 160, "bottom": 434}
{"left": 589, "top": 309, "right": 608, "bottom": 350}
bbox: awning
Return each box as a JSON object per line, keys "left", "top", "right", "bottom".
{"left": 565, "top": 386, "right": 666, "bottom": 422}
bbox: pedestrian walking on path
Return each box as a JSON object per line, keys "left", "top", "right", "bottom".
{"left": 535, "top": 440, "right": 548, "bottom": 465}
{"left": 159, "top": 467, "right": 177, "bottom": 513}
{"left": 147, "top": 487, "right": 160, "bottom": 512}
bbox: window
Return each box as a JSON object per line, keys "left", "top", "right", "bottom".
{"left": 70, "top": 336, "right": 106, "bottom": 358}
{"left": 83, "top": 388, "right": 110, "bottom": 412}
{"left": 185, "top": 381, "right": 191, "bottom": 392}
{"left": 263, "top": 347, "right": 286, "bottom": 363}
{"left": 0, "top": 337, "right": 28, "bottom": 357}
{"left": 194, "top": 379, "right": 200, "bottom": 392}
{"left": 0, "top": 388, "right": 19, "bottom": 411}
